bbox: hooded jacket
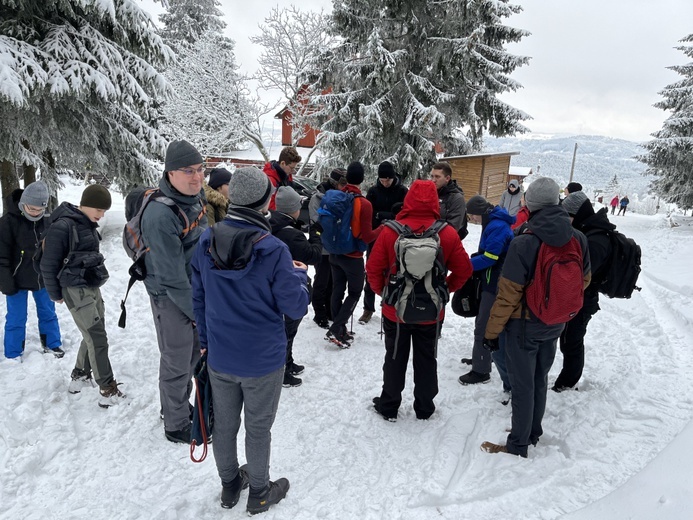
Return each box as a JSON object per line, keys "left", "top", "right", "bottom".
{"left": 40, "top": 202, "right": 107, "bottom": 301}
{"left": 204, "top": 182, "right": 229, "bottom": 226}
{"left": 269, "top": 210, "right": 322, "bottom": 266}
{"left": 263, "top": 161, "right": 292, "bottom": 211}
{"left": 141, "top": 175, "right": 208, "bottom": 321}
{"left": 485, "top": 205, "right": 592, "bottom": 339}
{"left": 472, "top": 206, "right": 516, "bottom": 294}
{"left": 0, "top": 189, "right": 47, "bottom": 294}
{"left": 191, "top": 209, "right": 310, "bottom": 378}
{"left": 437, "top": 179, "right": 468, "bottom": 238}
{"left": 499, "top": 184, "right": 523, "bottom": 216}
{"left": 365, "top": 176, "right": 409, "bottom": 227}
{"left": 366, "top": 180, "right": 473, "bottom": 324}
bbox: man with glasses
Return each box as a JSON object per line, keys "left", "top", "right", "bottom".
{"left": 263, "top": 146, "right": 302, "bottom": 210}
{"left": 140, "top": 139, "right": 208, "bottom": 443}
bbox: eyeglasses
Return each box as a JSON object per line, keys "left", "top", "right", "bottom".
{"left": 177, "top": 166, "right": 205, "bottom": 176}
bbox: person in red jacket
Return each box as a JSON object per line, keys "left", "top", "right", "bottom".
{"left": 326, "top": 162, "right": 382, "bottom": 348}
{"left": 366, "top": 180, "right": 473, "bottom": 421}
{"left": 263, "top": 146, "right": 302, "bottom": 210}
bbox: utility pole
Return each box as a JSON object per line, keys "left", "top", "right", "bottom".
{"left": 569, "top": 142, "right": 578, "bottom": 182}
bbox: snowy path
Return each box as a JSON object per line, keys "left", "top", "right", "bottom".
{"left": 1, "top": 179, "right": 692, "bottom": 519}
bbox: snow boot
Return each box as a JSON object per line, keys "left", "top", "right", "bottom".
{"left": 98, "top": 380, "right": 126, "bottom": 408}
{"left": 247, "top": 478, "right": 290, "bottom": 515}
{"left": 372, "top": 397, "right": 397, "bottom": 422}
{"left": 283, "top": 372, "right": 302, "bottom": 388}
{"left": 165, "top": 423, "right": 192, "bottom": 444}
{"left": 221, "top": 464, "right": 249, "bottom": 509}
{"left": 325, "top": 329, "right": 351, "bottom": 349}
{"left": 43, "top": 346, "right": 65, "bottom": 358}
{"left": 358, "top": 310, "right": 373, "bottom": 324}
{"left": 287, "top": 362, "right": 304, "bottom": 376}
{"left": 458, "top": 371, "right": 490, "bottom": 385}
{"left": 313, "top": 316, "right": 329, "bottom": 329}
{"left": 68, "top": 368, "right": 95, "bottom": 394}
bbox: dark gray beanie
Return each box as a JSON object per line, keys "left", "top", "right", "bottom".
{"left": 229, "top": 167, "right": 272, "bottom": 209}
{"left": 562, "top": 191, "right": 590, "bottom": 216}
{"left": 346, "top": 161, "right": 365, "bottom": 185}
{"left": 525, "top": 177, "right": 560, "bottom": 213}
{"left": 275, "top": 186, "right": 302, "bottom": 214}
{"left": 208, "top": 168, "right": 232, "bottom": 190}
{"left": 164, "top": 140, "right": 203, "bottom": 172}
{"left": 466, "top": 195, "right": 493, "bottom": 216}
{"left": 80, "top": 184, "right": 112, "bottom": 210}
{"left": 20, "top": 181, "right": 49, "bottom": 208}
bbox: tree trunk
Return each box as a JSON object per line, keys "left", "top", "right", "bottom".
{"left": 43, "top": 150, "right": 59, "bottom": 212}
{"left": 24, "top": 163, "right": 36, "bottom": 185}
{"left": 1, "top": 160, "right": 20, "bottom": 214}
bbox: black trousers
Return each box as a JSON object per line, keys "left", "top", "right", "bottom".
{"left": 362, "top": 243, "right": 376, "bottom": 312}
{"left": 284, "top": 316, "right": 303, "bottom": 370}
{"left": 311, "top": 255, "right": 332, "bottom": 321}
{"left": 378, "top": 317, "right": 438, "bottom": 419}
{"left": 329, "top": 254, "right": 364, "bottom": 333}
{"left": 555, "top": 299, "right": 599, "bottom": 389}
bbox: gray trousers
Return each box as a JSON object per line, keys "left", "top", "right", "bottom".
{"left": 471, "top": 290, "right": 496, "bottom": 374}
{"left": 209, "top": 365, "right": 283, "bottom": 491}
{"left": 63, "top": 286, "right": 113, "bottom": 388}
{"left": 504, "top": 318, "right": 564, "bottom": 457}
{"left": 150, "top": 295, "right": 200, "bottom": 431}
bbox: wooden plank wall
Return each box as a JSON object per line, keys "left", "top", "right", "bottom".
{"left": 447, "top": 155, "right": 511, "bottom": 205}
{"left": 448, "top": 157, "right": 484, "bottom": 200}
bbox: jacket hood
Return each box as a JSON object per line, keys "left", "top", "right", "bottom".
{"left": 51, "top": 201, "right": 97, "bottom": 229}
{"left": 204, "top": 183, "right": 228, "bottom": 209}
{"left": 208, "top": 220, "right": 272, "bottom": 276}
{"left": 576, "top": 207, "right": 616, "bottom": 233}
{"left": 438, "top": 179, "right": 463, "bottom": 197}
{"left": 489, "top": 205, "right": 516, "bottom": 225}
{"left": 526, "top": 205, "right": 574, "bottom": 247}
{"left": 397, "top": 180, "right": 440, "bottom": 221}
{"left": 6, "top": 189, "right": 22, "bottom": 216}
{"left": 268, "top": 210, "right": 299, "bottom": 234}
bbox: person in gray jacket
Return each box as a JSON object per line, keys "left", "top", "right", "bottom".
{"left": 430, "top": 161, "right": 468, "bottom": 240}
{"left": 141, "top": 140, "right": 208, "bottom": 444}
{"left": 499, "top": 180, "right": 523, "bottom": 216}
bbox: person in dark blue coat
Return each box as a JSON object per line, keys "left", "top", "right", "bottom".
{"left": 0, "top": 182, "right": 62, "bottom": 360}
{"left": 192, "top": 166, "right": 310, "bottom": 515}
{"left": 458, "top": 196, "right": 515, "bottom": 389}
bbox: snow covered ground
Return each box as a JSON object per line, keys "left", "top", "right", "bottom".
{"left": 1, "top": 176, "right": 692, "bottom": 519}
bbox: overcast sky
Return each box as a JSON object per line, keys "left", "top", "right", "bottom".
{"left": 140, "top": 0, "right": 693, "bottom": 143}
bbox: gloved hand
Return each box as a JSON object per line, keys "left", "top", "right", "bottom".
{"left": 483, "top": 337, "right": 499, "bottom": 352}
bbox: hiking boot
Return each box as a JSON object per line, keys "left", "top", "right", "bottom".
{"left": 247, "top": 478, "right": 290, "bottom": 515}
{"left": 501, "top": 391, "right": 511, "bottom": 406}
{"left": 43, "top": 346, "right": 65, "bottom": 358}
{"left": 68, "top": 368, "right": 95, "bottom": 394}
{"left": 287, "top": 362, "right": 304, "bottom": 376}
{"left": 165, "top": 423, "right": 192, "bottom": 444}
{"left": 460, "top": 357, "right": 472, "bottom": 365}
{"left": 283, "top": 372, "right": 303, "bottom": 388}
{"left": 358, "top": 310, "right": 373, "bottom": 324}
{"left": 313, "top": 316, "right": 330, "bottom": 329}
{"left": 458, "top": 371, "right": 491, "bottom": 386}
{"left": 98, "top": 380, "right": 126, "bottom": 408}
{"left": 372, "top": 397, "right": 397, "bottom": 422}
{"left": 325, "top": 330, "right": 351, "bottom": 349}
{"left": 552, "top": 384, "right": 578, "bottom": 393}
{"left": 480, "top": 441, "right": 510, "bottom": 455}
{"left": 221, "top": 464, "right": 249, "bottom": 509}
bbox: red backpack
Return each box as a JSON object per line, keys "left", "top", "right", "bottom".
{"left": 525, "top": 234, "right": 584, "bottom": 325}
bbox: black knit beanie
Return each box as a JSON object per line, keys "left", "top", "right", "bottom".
{"left": 80, "top": 185, "right": 112, "bottom": 210}
{"left": 346, "top": 161, "right": 365, "bottom": 185}
{"left": 377, "top": 161, "right": 396, "bottom": 179}
{"left": 466, "top": 195, "right": 493, "bottom": 216}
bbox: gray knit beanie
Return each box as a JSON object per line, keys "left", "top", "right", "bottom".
{"left": 164, "top": 140, "right": 203, "bottom": 172}
{"left": 466, "top": 195, "right": 493, "bottom": 216}
{"left": 562, "top": 190, "right": 590, "bottom": 216}
{"left": 525, "top": 177, "right": 560, "bottom": 212}
{"left": 19, "top": 181, "right": 49, "bottom": 221}
{"left": 275, "top": 186, "right": 302, "bottom": 214}
{"left": 229, "top": 167, "right": 272, "bottom": 209}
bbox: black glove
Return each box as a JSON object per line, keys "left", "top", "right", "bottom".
{"left": 483, "top": 337, "right": 499, "bottom": 352}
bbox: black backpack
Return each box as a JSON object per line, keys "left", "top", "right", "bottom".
{"left": 451, "top": 272, "right": 482, "bottom": 318}
{"left": 588, "top": 229, "right": 642, "bottom": 299}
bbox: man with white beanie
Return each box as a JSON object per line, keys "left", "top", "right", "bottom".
{"left": 481, "top": 177, "right": 591, "bottom": 458}
{"left": 0, "top": 181, "right": 63, "bottom": 360}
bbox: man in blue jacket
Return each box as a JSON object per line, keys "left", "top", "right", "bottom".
{"left": 459, "top": 196, "right": 515, "bottom": 388}
{"left": 192, "top": 167, "right": 310, "bottom": 515}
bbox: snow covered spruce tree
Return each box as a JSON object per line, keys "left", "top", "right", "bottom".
{"left": 639, "top": 34, "right": 693, "bottom": 211}
{"left": 251, "top": 6, "right": 335, "bottom": 149}
{"left": 0, "top": 0, "right": 173, "bottom": 194}
{"left": 309, "top": 0, "right": 530, "bottom": 180}
{"left": 159, "top": 1, "right": 262, "bottom": 157}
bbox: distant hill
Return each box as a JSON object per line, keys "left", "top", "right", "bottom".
{"left": 483, "top": 134, "right": 652, "bottom": 197}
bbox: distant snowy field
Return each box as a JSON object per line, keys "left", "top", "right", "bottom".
{"left": 1, "top": 176, "right": 692, "bottom": 519}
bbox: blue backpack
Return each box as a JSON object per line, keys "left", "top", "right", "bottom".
{"left": 317, "top": 190, "right": 367, "bottom": 255}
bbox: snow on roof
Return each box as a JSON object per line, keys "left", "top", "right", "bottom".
{"left": 509, "top": 166, "right": 532, "bottom": 176}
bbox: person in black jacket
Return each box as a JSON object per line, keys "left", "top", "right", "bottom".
{"left": 553, "top": 191, "right": 613, "bottom": 391}
{"left": 360, "top": 161, "right": 408, "bottom": 324}
{"left": 40, "top": 185, "right": 125, "bottom": 408}
{"left": 0, "top": 182, "right": 63, "bottom": 360}
{"left": 269, "top": 187, "right": 323, "bottom": 387}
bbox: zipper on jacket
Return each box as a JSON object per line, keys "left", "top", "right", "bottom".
{"left": 13, "top": 250, "right": 24, "bottom": 276}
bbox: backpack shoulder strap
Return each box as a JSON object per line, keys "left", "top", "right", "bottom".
{"left": 383, "top": 220, "right": 407, "bottom": 235}
{"left": 424, "top": 220, "right": 448, "bottom": 237}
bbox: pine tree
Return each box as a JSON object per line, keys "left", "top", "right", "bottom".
{"left": 606, "top": 174, "right": 621, "bottom": 194}
{"left": 308, "top": 0, "right": 530, "bottom": 180}
{"left": 639, "top": 34, "right": 693, "bottom": 211}
{"left": 159, "top": 0, "right": 225, "bottom": 49}
{"left": 0, "top": 0, "right": 173, "bottom": 193}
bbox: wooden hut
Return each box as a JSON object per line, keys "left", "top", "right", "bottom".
{"left": 442, "top": 151, "right": 519, "bottom": 205}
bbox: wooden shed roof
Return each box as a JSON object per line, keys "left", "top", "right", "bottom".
{"left": 442, "top": 151, "right": 520, "bottom": 160}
